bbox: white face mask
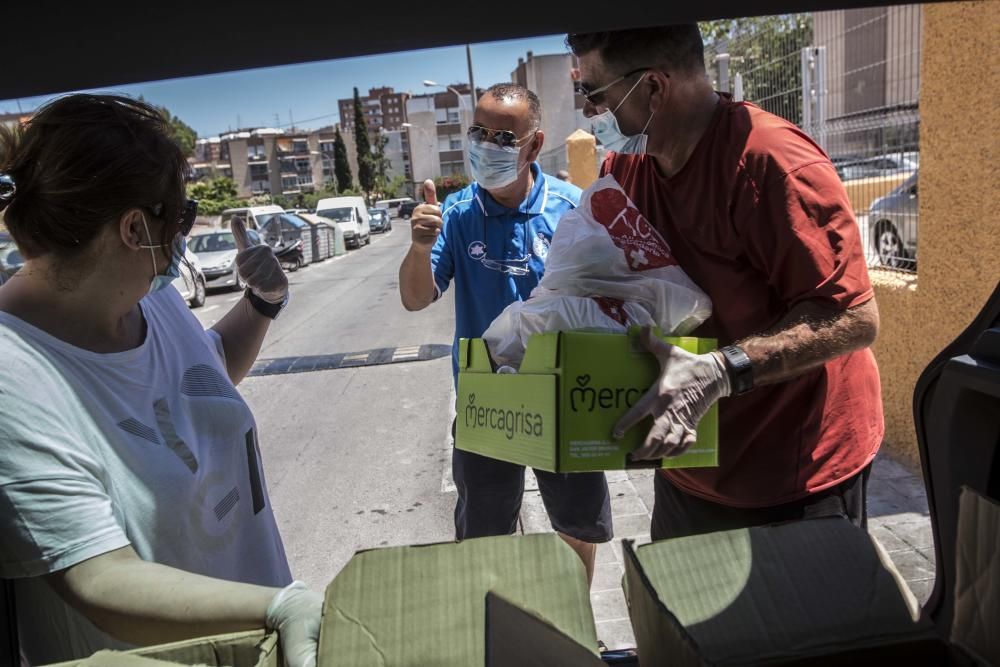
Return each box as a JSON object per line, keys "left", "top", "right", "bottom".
{"left": 139, "top": 214, "right": 186, "bottom": 294}
{"left": 590, "top": 75, "right": 655, "bottom": 155}
{"left": 468, "top": 140, "right": 531, "bottom": 191}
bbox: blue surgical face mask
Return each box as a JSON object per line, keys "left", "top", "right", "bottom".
{"left": 468, "top": 140, "right": 530, "bottom": 191}
{"left": 139, "top": 214, "right": 186, "bottom": 294}
{"left": 591, "top": 75, "right": 655, "bottom": 155}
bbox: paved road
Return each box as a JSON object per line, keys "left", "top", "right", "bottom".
{"left": 192, "top": 227, "right": 460, "bottom": 590}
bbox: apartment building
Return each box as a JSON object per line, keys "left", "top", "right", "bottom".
{"left": 338, "top": 86, "right": 409, "bottom": 147}
{"left": 404, "top": 84, "right": 477, "bottom": 191}
{"left": 511, "top": 51, "right": 588, "bottom": 148}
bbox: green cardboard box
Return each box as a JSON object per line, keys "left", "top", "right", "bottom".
{"left": 44, "top": 630, "right": 279, "bottom": 667}
{"left": 456, "top": 329, "right": 718, "bottom": 472}
{"left": 319, "top": 533, "right": 600, "bottom": 666}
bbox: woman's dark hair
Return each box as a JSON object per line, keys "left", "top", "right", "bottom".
{"left": 0, "top": 94, "right": 187, "bottom": 261}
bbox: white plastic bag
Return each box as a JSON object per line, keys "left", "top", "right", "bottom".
{"left": 483, "top": 288, "right": 656, "bottom": 367}
{"left": 483, "top": 175, "right": 712, "bottom": 367}
{"left": 539, "top": 174, "right": 713, "bottom": 334}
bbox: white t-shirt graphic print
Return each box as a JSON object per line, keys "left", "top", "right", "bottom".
{"left": 0, "top": 288, "right": 290, "bottom": 664}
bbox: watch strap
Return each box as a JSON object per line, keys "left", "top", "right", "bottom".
{"left": 245, "top": 288, "right": 287, "bottom": 320}
{"left": 719, "top": 345, "right": 754, "bottom": 396}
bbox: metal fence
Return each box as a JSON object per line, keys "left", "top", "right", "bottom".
{"left": 703, "top": 6, "right": 922, "bottom": 272}
{"left": 538, "top": 144, "right": 569, "bottom": 177}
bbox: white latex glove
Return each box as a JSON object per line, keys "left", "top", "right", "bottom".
{"left": 614, "top": 326, "right": 732, "bottom": 459}
{"left": 266, "top": 581, "right": 323, "bottom": 667}
{"left": 232, "top": 217, "right": 289, "bottom": 304}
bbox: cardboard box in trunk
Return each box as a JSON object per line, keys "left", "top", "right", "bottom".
{"left": 456, "top": 330, "right": 718, "bottom": 472}
{"left": 622, "top": 505, "right": 995, "bottom": 666}
{"left": 317, "top": 532, "right": 600, "bottom": 666}
{"left": 45, "top": 630, "right": 278, "bottom": 667}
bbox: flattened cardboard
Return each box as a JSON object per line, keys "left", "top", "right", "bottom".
{"left": 623, "top": 518, "right": 935, "bottom": 665}
{"left": 484, "top": 591, "right": 603, "bottom": 666}
{"left": 318, "top": 533, "right": 598, "bottom": 667}
{"left": 951, "top": 487, "right": 1000, "bottom": 665}
{"left": 44, "top": 630, "right": 278, "bottom": 667}
{"left": 456, "top": 330, "right": 718, "bottom": 472}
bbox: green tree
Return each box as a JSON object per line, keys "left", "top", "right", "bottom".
{"left": 186, "top": 177, "right": 240, "bottom": 215}
{"left": 433, "top": 174, "right": 470, "bottom": 201}
{"left": 385, "top": 174, "right": 408, "bottom": 198}
{"left": 371, "top": 132, "right": 392, "bottom": 198}
{"left": 352, "top": 87, "right": 375, "bottom": 197}
{"left": 333, "top": 127, "right": 353, "bottom": 193}
{"left": 700, "top": 15, "right": 813, "bottom": 125}
{"left": 139, "top": 95, "right": 197, "bottom": 157}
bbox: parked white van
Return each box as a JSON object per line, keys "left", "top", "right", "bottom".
{"left": 220, "top": 205, "right": 285, "bottom": 231}
{"left": 315, "top": 196, "right": 371, "bottom": 249}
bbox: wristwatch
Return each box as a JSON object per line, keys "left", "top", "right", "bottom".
{"left": 719, "top": 345, "right": 754, "bottom": 396}
{"left": 244, "top": 288, "right": 289, "bottom": 320}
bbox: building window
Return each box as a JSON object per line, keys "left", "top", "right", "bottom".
{"left": 440, "top": 160, "right": 465, "bottom": 176}
{"left": 297, "top": 175, "right": 313, "bottom": 186}
{"left": 249, "top": 163, "right": 269, "bottom": 179}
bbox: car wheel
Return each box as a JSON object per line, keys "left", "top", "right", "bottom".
{"left": 874, "top": 220, "right": 913, "bottom": 269}
{"left": 365, "top": 234, "right": 372, "bottom": 246}
{"left": 189, "top": 277, "right": 207, "bottom": 308}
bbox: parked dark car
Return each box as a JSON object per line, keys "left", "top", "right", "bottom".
{"left": 868, "top": 171, "right": 918, "bottom": 270}
{"left": 398, "top": 201, "right": 420, "bottom": 219}
{"left": 368, "top": 208, "right": 392, "bottom": 233}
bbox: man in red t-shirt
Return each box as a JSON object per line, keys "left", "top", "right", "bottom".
{"left": 566, "top": 25, "right": 883, "bottom": 539}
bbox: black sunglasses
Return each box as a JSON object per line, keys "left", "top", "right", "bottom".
{"left": 467, "top": 125, "right": 537, "bottom": 150}
{"left": 149, "top": 198, "right": 199, "bottom": 236}
{"left": 578, "top": 67, "right": 654, "bottom": 107}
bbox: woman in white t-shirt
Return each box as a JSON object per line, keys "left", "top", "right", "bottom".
{"left": 0, "top": 95, "right": 321, "bottom": 665}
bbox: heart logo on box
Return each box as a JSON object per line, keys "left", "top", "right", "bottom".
{"left": 576, "top": 375, "right": 591, "bottom": 387}
{"left": 468, "top": 393, "right": 476, "bottom": 405}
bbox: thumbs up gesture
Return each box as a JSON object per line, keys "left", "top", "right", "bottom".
{"left": 233, "top": 217, "right": 288, "bottom": 304}
{"left": 410, "top": 179, "right": 443, "bottom": 253}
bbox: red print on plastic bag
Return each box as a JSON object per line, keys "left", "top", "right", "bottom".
{"left": 591, "top": 296, "right": 630, "bottom": 326}
{"left": 589, "top": 188, "right": 677, "bottom": 271}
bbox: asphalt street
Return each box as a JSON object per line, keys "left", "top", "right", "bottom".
{"left": 192, "top": 226, "right": 460, "bottom": 591}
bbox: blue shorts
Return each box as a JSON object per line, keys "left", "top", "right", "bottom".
{"left": 451, "top": 420, "right": 613, "bottom": 543}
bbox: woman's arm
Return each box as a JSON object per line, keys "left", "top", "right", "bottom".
{"left": 46, "top": 546, "right": 322, "bottom": 665}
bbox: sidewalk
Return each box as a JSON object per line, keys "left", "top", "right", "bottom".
{"left": 518, "top": 450, "right": 935, "bottom": 650}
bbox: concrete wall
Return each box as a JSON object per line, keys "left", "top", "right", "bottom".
{"left": 870, "top": 0, "right": 1000, "bottom": 470}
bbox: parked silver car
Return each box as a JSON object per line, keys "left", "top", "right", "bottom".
{"left": 868, "top": 171, "right": 918, "bottom": 270}
{"left": 171, "top": 246, "right": 207, "bottom": 307}
{"left": 0, "top": 233, "right": 24, "bottom": 284}
{"left": 189, "top": 229, "right": 263, "bottom": 291}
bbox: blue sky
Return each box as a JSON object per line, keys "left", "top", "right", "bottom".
{"left": 0, "top": 34, "right": 570, "bottom": 138}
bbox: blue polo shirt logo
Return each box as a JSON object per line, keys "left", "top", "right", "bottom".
{"left": 532, "top": 232, "right": 551, "bottom": 260}
{"left": 468, "top": 240, "right": 487, "bottom": 260}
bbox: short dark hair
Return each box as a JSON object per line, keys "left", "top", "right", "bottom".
{"left": 566, "top": 24, "right": 706, "bottom": 77}
{"left": 484, "top": 83, "right": 542, "bottom": 130}
{"left": 0, "top": 94, "right": 187, "bottom": 261}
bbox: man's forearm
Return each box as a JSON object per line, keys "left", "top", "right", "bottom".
{"left": 737, "top": 298, "right": 879, "bottom": 386}
{"left": 399, "top": 247, "right": 437, "bottom": 311}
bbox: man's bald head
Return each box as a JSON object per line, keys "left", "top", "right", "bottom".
{"left": 480, "top": 83, "right": 542, "bottom": 131}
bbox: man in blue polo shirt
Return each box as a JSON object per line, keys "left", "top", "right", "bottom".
{"left": 399, "top": 83, "right": 612, "bottom": 584}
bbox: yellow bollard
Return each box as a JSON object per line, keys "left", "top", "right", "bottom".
{"left": 565, "top": 129, "right": 598, "bottom": 190}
